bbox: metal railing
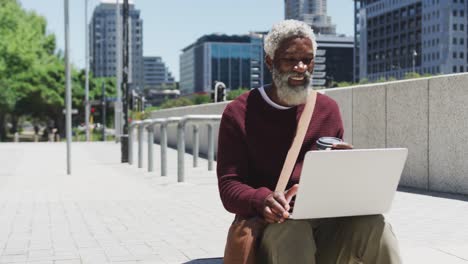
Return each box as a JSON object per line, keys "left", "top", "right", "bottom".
{"left": 176, "top": 115, "right": 222, "bottom": 182}
{"left": 128, "top": 115, "right": 221, "bottom": 182}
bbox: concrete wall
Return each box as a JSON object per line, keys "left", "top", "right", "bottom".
{"left": 147, "top": 73, "right": 468, "bottom": 196}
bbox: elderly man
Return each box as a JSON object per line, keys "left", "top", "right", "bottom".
{"left": 217, "top": 20, "right": 401, "bottom": 264}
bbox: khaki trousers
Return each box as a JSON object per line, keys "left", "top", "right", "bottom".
{"left": 257, "top": 214, "right": 401, "bottom": 264}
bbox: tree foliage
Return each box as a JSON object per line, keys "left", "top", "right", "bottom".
{"left": 159, "top": 97, "right": 194, "bottom": 109}
{"left": 227, "top": 88, "right": 249, "bottom": 101}
{"left": 0, "top": 0, "right": 117, "bottom": 140}
{"left": 192, "top": 94, "right": 211, "bottom": 105}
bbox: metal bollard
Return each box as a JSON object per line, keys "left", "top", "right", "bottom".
{"left": 192, "top": 125, "right": 199, "bottom": 167}
{"left": 160, "top": 122, "right": 168, "bottom": 176}
{"left": 128, "top": 125, "right": 133, "bottom": 164}
{"left": 147, "top": 123, "right": 154, "bottom": 172}
{"left": 177, "top": 122, "right": 185, "bottom": 182}
{"left": 128, "top": 121, "right": 141, "bottom": 165}
{"left": 207, "top": 123, "right": 214, "bottom": 171}
{"left": 138, "top": 123, "right": 145, "bottom": 169}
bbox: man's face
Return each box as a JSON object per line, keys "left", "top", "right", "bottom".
{"left": 268, "top": 37, "right": 315, "bottom": 105}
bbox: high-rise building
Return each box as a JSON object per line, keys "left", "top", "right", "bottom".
{"left": 90, "top": 0, "right": 143, "bottom": 90}
{"left": 315, "top": 35, "right": 355, "bottom": 87}
{"left": 285, "top": 0, "right": 336, "bottom": 34}
{"left": 143, "top": 57, "right": 175, "bottom": 89}
{"left": 354, "top": 0, "right": 468, "bottom": 81}
{"left": 179, "top": 33, "right": 266, "bottom": 95}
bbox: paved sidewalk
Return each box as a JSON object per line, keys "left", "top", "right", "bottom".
{"left": 0, "top": 142, "right": 467, "bottom": 264}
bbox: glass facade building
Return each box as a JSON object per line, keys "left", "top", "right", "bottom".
{"left": 179, "top": 34, "right": 266, "bottom": 95}
{"left": 355, "top": 0, "right": 468, "bottom": 81}
{"left": 143, "top": 57, "right": 175, "bottom": 89}
{"left": 90, "top": 1, "right": 143, "bottom": 90}
{"left": 285, "top": 0, "right": 337, "bottom": 34}
{"left": 315, "top": 35, "right": 355, "bottom": 87}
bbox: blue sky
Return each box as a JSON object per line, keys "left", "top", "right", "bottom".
{"left": 19, "top": 0, "right": 354, "bottom": 81}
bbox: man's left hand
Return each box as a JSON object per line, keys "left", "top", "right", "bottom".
{"left": 331, "top": 142, "right": 353, "bottom": 150}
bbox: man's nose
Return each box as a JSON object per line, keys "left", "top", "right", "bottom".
{"left": 293, "top": 61, "right": 308, "bottom": 73}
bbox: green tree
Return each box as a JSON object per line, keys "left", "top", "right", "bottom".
{"left": 160, "top": 97, "right": 194, "bottom": 109}
{"left": 404, "top": 72, "right": 421, "bottom": 79}
{"left": 358, "top": 78, "right": 369, "bottom": 85}
{"left": 227, "top": 88, "right": 249, "bottom": 100}
{"left": 192, "top": 94, "right": 211, "bottom": 105}
{"left": 0, "top": 0, "right": 59, "bottom": 139}
{"left": 0, "top": 0, "right": 118, "bottom": 140}
{"left": 336, "top": 81, "right": 353, "bottom": 88}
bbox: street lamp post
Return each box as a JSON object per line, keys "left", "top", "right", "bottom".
{"left": 115, "top": 0, "right": 122, "bottom": 143}
{"left": 120, "top": 0, "right": 130, "bottom": 162}
{"left": 64, "top": 0, "right": 72, "bottom": 174}
{"left": 101, "top": 81, "right": 106, "bottom": 141}
{"left": 412, "top": 49, "right": 418, "bottom": 74}
{"left": 84, "top": 0, "right": 90, "bottom": 142}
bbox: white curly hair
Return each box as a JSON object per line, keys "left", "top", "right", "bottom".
{"left": 264, "top": 20, "right": 317, "bottom": 59}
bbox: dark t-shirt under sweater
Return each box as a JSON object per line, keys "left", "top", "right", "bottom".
{"left": 216, "top": 87, "right": 344, "bottom": 218}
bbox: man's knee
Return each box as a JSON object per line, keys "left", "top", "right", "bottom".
{"left": 343, "top": 215, "right": 400, "bottom": 263}
{"left": 349, "top": 214, "right": 385, "bottom": 231}
{"left": 258, "top": 220, "right": 316, "bottom": 264}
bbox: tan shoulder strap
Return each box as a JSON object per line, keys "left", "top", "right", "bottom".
{"left": 275, "top": 91, "right": 317, "bottom": 192}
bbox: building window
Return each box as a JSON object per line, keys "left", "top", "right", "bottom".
{"left": 461, "top": 66, "right": 464, "bottom": 72}
{"left": 461, "top": 24, "right": 465, "bottom": 31}
{"left": 460, "top": 52, "right": 464, "bottom": 59}
{"left": 453, "top": 66, "right": 457, "bottom": 72}
{"left": 454, "top": 10, "right": 458, "bottom": 16}
{"left": 453, "top": 52, "right": 457, "bottom": 59}
{"left": 461, "top": 38, "right": 465, "bottom": 45}
{"left": 454, "top": 24, "right": 458, "bottom": 30}
{"left": 453, "top": 38, "right": 458, "bottom": 44}
{"left": 461, "top": 11, "right": 465, "bottom": 17}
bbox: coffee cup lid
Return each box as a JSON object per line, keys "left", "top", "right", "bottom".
{"left": 316, "top": 137, "right": 343, "bottom": 149}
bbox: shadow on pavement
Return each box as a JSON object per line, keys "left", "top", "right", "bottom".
{"left": 398, "top": 186, "right": 468, "bottom": 202}
{"left": 183, "top": 258, "right": 223, "bottom": 264}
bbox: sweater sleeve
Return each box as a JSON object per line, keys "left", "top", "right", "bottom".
{"left": 216, "top": 107, "right": 272, "bottom": 218}
{"left": 327, "top": 98, "right": 344, "bottom": 140}
{"left": 335, "top": 107, "right": 345, "bottom": 140}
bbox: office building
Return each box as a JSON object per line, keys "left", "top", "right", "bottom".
{"left": 285, "top": 0, "right": 336, "bottom": 34}
{"left": 90, "top": 0, "right": 144, "bottom": 89}
{"left": 143, "top": 56, "right": 175, "bottom": 89}
{"left": 179, "top": 33, "right": 266, "bottom": 95}
{"left": 354, "top": 0, "right": 468, "bottom": 81}
{"left": 315, "top": 35, "right": 355, "bottom": 87}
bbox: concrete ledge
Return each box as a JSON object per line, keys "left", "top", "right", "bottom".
{"left": 324, "top": 87, "right": 353, "bottom": 144}
{"left": 352, "top": 83, "right": 386, "bottom": 149}
{"left": 147, "top": 73, "right": 468, "bottom": 196}
{"left": 387, "top": 78, "right": 429, "bottom": 190}
{"left": 429, "top": 74, "right": 468, "bottom": 195}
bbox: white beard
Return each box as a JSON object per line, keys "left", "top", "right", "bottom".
{"left": 272, "top": 67, "right": 311, "bottom": 106}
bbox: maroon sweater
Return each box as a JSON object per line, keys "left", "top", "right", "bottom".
{"left": 216, "top": 88, "right": 344, "bottom": 218}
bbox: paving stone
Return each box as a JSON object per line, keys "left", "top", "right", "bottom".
{"left": 0, "top": 142, "right": 467, "bottom": 263}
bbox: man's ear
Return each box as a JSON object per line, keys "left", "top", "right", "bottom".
{"left": 265, "top": 55, "right": 273, "bottom": 71}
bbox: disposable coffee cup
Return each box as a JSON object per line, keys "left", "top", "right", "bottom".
{"left": 316, "top": 137, "right": 343, "bottom": 150}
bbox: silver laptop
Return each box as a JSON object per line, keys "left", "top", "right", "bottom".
{"left": 290, "top": 148, "right": 408, "bottom": 219}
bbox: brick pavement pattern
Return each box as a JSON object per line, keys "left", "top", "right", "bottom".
{"left": 0, "top": 142, "right": 467, "bottom": 264}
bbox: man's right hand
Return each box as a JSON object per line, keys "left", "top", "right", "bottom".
{"left": 262, "top": 184, "right": 299, "bottom": 223}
